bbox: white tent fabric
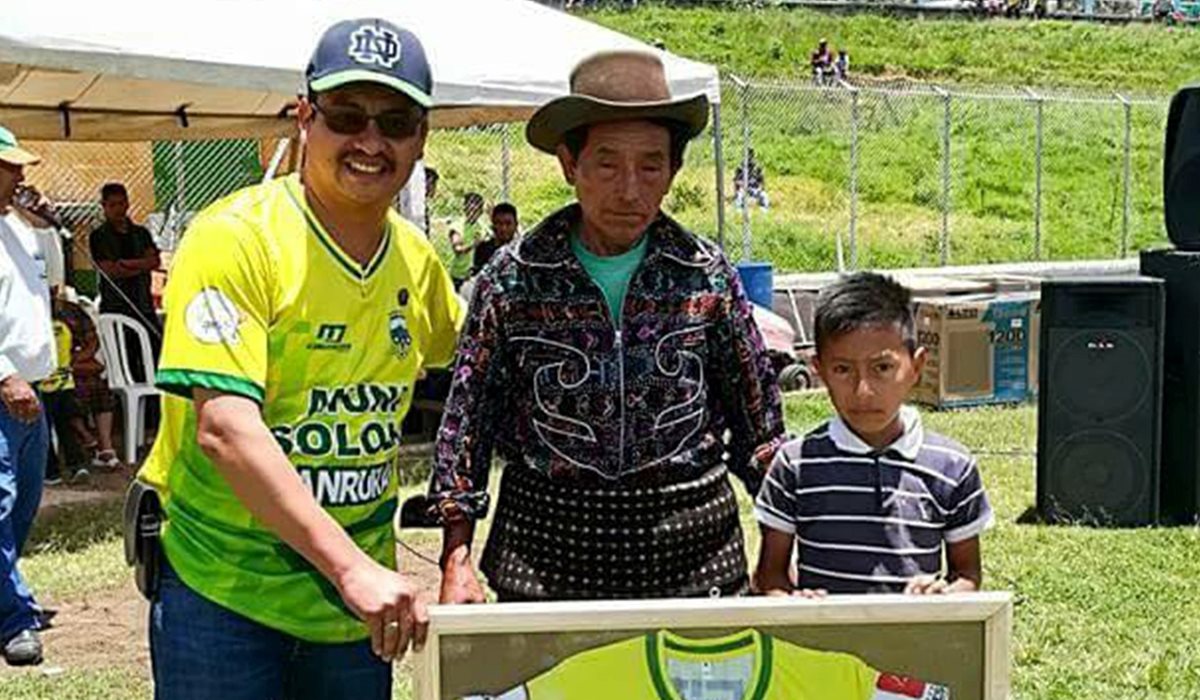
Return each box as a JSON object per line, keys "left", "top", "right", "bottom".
{"left": 0, "top": 0, "right": 720, "bottom": 141}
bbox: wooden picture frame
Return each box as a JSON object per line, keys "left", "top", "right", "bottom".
{"left": 415, "top": 592, "right": 1013, "bottom": 700}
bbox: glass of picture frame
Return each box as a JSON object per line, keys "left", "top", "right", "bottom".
{"left": 414, "top": 592, "right": 1013, "bottom": 700}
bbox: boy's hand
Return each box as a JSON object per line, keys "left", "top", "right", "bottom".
{"left": 761, "top": 587, "right": 825, "bottom": 598}
{"left": 791, "top": 588, "right": 828, "bottom": 599}
{"left": 904, "top": 575, "right": 950, "bottom": 595}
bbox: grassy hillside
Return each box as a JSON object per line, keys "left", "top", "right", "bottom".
{"left": 423, "top": 6, "right": 1187, "bottom": 272}
{"left": 586, "top": 4, "right": 1200, "bottom": 92}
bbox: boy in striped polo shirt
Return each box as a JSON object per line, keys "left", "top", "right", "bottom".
{"left": 755, "top": 272, "right": 993, "bottom": 595}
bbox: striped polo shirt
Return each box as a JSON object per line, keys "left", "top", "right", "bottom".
{"left": 755, "top": 406, "right": 993, "bottom": 594}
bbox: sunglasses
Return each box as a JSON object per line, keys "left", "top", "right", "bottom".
{"left": 311, "top": 102, "right": 424, "bottom": 139}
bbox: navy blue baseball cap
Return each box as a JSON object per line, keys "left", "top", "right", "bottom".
{"left": 306, "top": 18, "right": 433, "bottom": 109}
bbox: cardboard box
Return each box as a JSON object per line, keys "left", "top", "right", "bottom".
{"left": 913, "top": 292, "right": 1040, "bottom": 409}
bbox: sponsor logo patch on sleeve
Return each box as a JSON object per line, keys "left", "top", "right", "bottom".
{"left": 185, "top": 287, "right": 245, "bottom": 345}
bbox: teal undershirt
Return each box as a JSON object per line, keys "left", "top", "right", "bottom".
{"left": 570, "top": 232, "right": 649, "bottom": 326}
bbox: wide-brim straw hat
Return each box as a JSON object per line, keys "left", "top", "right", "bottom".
{"left": 526, "top": 50, "right": 710, "bottom": 155}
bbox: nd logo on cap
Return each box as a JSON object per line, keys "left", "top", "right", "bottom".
{"left": 349, "top": 25, "right": 402, "bottom": 69}
{"left": 306, "top": 18, "right": 434, "bottom": 109}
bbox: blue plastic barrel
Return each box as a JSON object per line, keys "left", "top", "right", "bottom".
{"left": 736, "top": 262, "right": 775, "bottom": 309}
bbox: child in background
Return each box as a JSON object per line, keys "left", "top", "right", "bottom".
{"left": 56, "top": 292, "right": 122, "bottom": 470}
{"left": 38, "top": 313, "right": 88, "bottom": 485}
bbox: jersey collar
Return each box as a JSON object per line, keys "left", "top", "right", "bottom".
{"left": 645, "top": 629, "right": 772, "bottom": 700}
{"left": 284, "top": 177, "right": 392, "bottom": 283}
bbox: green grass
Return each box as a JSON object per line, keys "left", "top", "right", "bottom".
{"left": 4, "top": 395, "right": 1199, "bottom": 698}
{"left": 0, "top": 668, "right": 151, "bottom": 699}
{"left": 585, "top": 4, "right": 1200, "bottom": 92}
{"left": 421, "top": 5, "right": 1185, "bottom": 272}
{"left": 426, "top": 95, "right": 1170, "bottom": 271}
{"left": 21, "top": 498, "right": 128, "bottom": 601}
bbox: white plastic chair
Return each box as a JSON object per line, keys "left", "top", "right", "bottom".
{"left": 75, "top": 293, "right": 102, "bottom": 332}
{"left": 97, "top": 313, "right": 160, "bottom": 465}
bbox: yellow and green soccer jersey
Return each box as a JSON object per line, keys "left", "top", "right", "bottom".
{"left": 37, "top": 320, "right": 74, "bottom": 393}
{"left": 472, "top": 629, "right": 882, "bottom": 700}
{"left": 139, "top": 173, "right": 462, "bottom": 643}
{"left": 448, "top": 218, "right": 482, "bottom": 280}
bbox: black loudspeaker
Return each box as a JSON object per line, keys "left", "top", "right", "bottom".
{"left": 1165, "top": 86, "right": 1200, "bottom": 250}
{"left": 1037, "top": 278, "right": 1164, "bottom": 526}
{"left": 1141, "top": 249, "right": 1200, "bottom": 523}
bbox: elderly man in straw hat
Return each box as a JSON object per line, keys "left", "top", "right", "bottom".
{"left": 427, "top": 51, "right": 784, "bottom": 603}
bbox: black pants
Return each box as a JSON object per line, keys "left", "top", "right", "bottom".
{"left": 43, "top": 390, "right": 85, "bottom": 480}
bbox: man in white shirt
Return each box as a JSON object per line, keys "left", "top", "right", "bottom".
{"left": 0, "top": 124, "right": 53, "bottom": 666}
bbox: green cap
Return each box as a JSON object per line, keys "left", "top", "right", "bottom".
{"left": 0, "top": 125, "right": 40, "bottom": 166}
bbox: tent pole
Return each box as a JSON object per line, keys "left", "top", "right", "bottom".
{"left": 712, "top": 101, "right": 726, "bottom": 251}
{"left": 264, "top": 137, "right": 291, "bottom": 181}
{"left": 501, "top": 124, "right": 512, "bottom": 202}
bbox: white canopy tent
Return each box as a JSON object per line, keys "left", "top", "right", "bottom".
{"left": 0, "top": 0, "right": 721, "bottom": 140}
{"left": 0, "top": 0, "right": 730, "bottom": 244}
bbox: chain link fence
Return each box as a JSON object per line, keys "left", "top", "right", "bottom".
{"left": 21, "top": 78, "right": 1169, "bottom": 288}
{"left": 418, "top": 117, "right": 727, "bottom": 263}
{"left": 725, "top": 77, "right": 1170, "bottom": 271}
{"left": 23, "top": 138, "right": 275, "bottom": 297}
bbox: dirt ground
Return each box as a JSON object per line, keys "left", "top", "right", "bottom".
{"left": 38, "top": 468, "right": 133, "bottom": 510}
{"left": 39, "top": 580, "right": 151, "bottom": 676}
{"left": 28, "top": 488, "right": 447, "bottom": 678}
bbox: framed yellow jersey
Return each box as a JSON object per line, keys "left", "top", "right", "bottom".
{"left": 139, "top": 173, "right": 462, "bottom": 643}
{"left": 465, "top": 629, "right": 948, "bottom": 700}
{"left": 419, "top": 595, "right": 1013, "bottom": 700}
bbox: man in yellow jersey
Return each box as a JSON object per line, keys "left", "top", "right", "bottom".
{"left": 135, "top": 18, "right": 461, "bottom": 700}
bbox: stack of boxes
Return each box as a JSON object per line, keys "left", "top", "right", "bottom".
{"left": 912, "top": 291, "right": 1041, "bottom": 409}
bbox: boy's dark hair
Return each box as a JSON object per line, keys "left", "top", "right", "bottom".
{"left": 425, "top": 167, "right": 439, "bottom": 184}
{"left": 491, "top": 202, "right": 518, "bottom": 220}
{"left": 561, "top": 118, "right": 689, "bottom": 173}
{"left": 464, "top": 192, "right": 484, "bottom": 206}
{"left": 100, "top": 182, "right": 128, "bottom": 200}
{"left": 814, "top": 272, "right": 916, "bottom": 354}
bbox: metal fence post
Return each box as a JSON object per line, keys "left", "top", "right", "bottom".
{"left": 734, "top": 76, "right": 752, "bottom": 263}
{"left": 500, "top": 123, "right": 512, "bottom": 203}
{"left": 173, "top": 141, "right": 186, "bottom": 216}
{"left": 1026, "top": 87, "right": 1044, "bottom": 261}
{"left": 934, "top": 86, "right": 952, "bottom": 266}
{"left": 849, "top": 85, "right": 860, "bottom": 270}
{"left": 712, "top": 99, "right": 727, "bottom": 251}
{"left": 1116, "top": 93, "right": 1133, "bottom": 259}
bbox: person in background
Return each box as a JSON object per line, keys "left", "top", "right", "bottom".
{"left": 424, "top": 166, "right": 440, "bottom": 237}
{"left": 835, "top": 50, "right": 851, "bottom": 82}
{"left": 54, "top": 291, "right": 121, "bottom": 470}
{"left": 448, "top": 192, "right": 485, "bottom": 290}
{"left": 0, "top": 124, "right": 53, "bottom": 666}
{"left": 734, "top": 148, "right": 769, "bottom": 211}
{"left": 811, "top": 38, "right": 834, "bottom": 86}
{"left": 472, "top": 202, "right": 519, "bottom": 276}
{"left": 89, "top": 182, "right": 162, "bottom": 379}
{"left": 38, "top": 305, "right": 89, "bottom": 486}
